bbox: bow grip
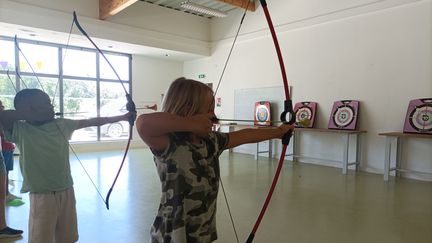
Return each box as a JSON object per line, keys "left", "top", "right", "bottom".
{"left": 125, "top": 94, "right": 137, "bottom": 126}
{"left": 280, "top": 100, "right": 295, "bottom": 145}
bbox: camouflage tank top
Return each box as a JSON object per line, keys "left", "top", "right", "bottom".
{"left": 150, "top": 132, "right": 228, "bottom": 243}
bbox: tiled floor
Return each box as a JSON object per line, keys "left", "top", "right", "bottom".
{"left": 3, "top": 148, "right": 432, "bottom": 243}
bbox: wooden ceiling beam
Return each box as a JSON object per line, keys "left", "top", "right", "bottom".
{"left": 217, "top": 0, "right": 256, "bottom": 11}
{"left": 99, "top": 0, "right": 138, "bottom": 20}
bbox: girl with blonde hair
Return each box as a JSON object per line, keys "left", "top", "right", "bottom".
{"left": 137, "top": 77, "right": 293, "bottom": 243}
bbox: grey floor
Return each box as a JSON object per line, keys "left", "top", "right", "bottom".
{"left": 3, "top": 148, "right": 432, "bottom": 243}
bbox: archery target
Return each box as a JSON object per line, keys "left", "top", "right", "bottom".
{"left": 254, "top": 101, "right": 271, "bottom": 126}
{"left": 328, "top": 100, "right": 359, "bottom": 130}
{"left": 333, "top": 106, "right": 354, "bottom": 127}
{"left": 294, "top": 102, "right": 317, "bottom": 128}
{"left": 404, "top": 98, "right": 432, "bottom": 134}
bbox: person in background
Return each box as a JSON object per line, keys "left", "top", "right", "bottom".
{"left": 0, "top": 100, "right": 22, "bottom": 205}
{"left": 0, "top": 89, "right": 136, "bottom": 243}
{"left": 0, "top": 100, "right": 23, "bottom": 238}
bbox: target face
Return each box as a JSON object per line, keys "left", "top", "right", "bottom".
{"left": 328, "top": 100, "right": 359, "bottom": 130}
{"left": 333, "top": 106, "right": 355, "bottom": 128}
{"left": 254, "top": 101, "right": 271, "bottom": 126}
{"left": 296, "top": 106, "right": 312, "bottom": 123}
{"left": 294, "top": 101, "right": 317, "bottom": 128}
{"left": 409, "top": 104, "right": 432, "bottom": 132}
{"left": 256, "top": 105, "right": 269, "bottom": 123}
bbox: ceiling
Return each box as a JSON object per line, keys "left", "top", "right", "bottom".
{"left": 139, "top": 0, "right": 238, "bottom": 18}
{"left": 1, "top": 0, "right": 256, "bottom": 61}
{"left": 100, "top": 0, "right": 256, "bottom": 19}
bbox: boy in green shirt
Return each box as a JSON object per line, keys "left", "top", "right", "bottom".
{"left": 0, "top": 89, "right": 135, "bottom": 243}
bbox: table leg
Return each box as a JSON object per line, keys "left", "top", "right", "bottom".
{"left": 342, "top": 134, "right": 349, "bottom": 174}
{"left": 293, "top": 130, "right": 299, "bottom": 162}
{"left": 268, "top": 139, "right": 273, "bottom": 159}
{"left": 396, "top": 137, "right": 402, "bottom": 178}
{"left": 355, "top": 134, "right": 361, "bottom": 172}
{"left": 384, "top": 136, "right": 392, "bottom": 181}
{"left": 255, "top": 142, "right": 259, "bottom": 160}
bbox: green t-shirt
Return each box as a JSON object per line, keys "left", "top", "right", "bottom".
{"left": 6, "top": 118, "right": 79, "bottom": 193}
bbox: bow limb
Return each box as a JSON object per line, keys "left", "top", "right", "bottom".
{"left": 14, "top": 35, "right": 45, "bottom": 92}
{"left": 72, "top": 11, "right": 137, "bottom": 210}
{"left": 6, "top": 70, "right": 18, "bottom": 93}
{"left": 246, "top": 1, "right": 294, "bottom": 242}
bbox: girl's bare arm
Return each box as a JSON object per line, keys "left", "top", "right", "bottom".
{"left": 136, "top": 112, "right": 214, "bottom": 151}
{"left": 226, "top": 124, "right": 294, "bottom": 149}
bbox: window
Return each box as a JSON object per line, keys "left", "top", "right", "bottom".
{"left": 0, "top": 36, "right": 132, "bottom": 142}
{"left": 19, "top": 43, "right": 59, "bottom": 75}
{"left": 100, "top": 54, "right": 129, "bottom": 81}
{"left": 99, "top": 82, "right": 130, "bottom": 140}
{"left": 63, "top": 49, "right": 97, "bottom": 78}
{"left": 0, "top": 40, "right": 15, "bottom": 71}
{"left": 63, "top": 78, "right": 97, "bottom": 142}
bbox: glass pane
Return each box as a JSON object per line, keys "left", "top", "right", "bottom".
{"left": 63, "top": 49, "right": 96, "bottom": 78}
{"left": 0, "top": 74, "right": 17, "bottom": 109}
{"left": 100, "top": 82, "right": 130, "bottom": 141}
{"left": 0, "top": 40, "right": 15, "bottom": 71}
{"left": 18, "top": 75, "right": 60, "bottom": 111}
{"left": 19, "top": 43, "right": 58, "bottom": 75}
{"left": 63, "top": 79, "right": 97, "bottom": 142}
{"left": 100, "top": 53, "right": 129, "bottom": 81}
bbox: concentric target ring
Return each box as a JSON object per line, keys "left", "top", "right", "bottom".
{"left": 333, "top": 105, "right": 355, "bottom": 128}
{"left": 409, "top": 104, "right": 432, "bottom": 132}
{"left": 255, "top": 105, "right": 270, "bottom": 124}
{"left": 296, "top": 106, "right": 312, "bottom": 125}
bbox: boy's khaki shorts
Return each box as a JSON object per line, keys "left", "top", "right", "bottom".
{"left": 29, "top": 187, "right": 78, "bottom": 243}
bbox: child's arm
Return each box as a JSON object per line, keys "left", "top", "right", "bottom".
{"left": 136, "top": 112, "right": 214, "bottom": 151}
{"left": 226, "top": 124, "right": 294, "bottom": 149}
{"left": 0, "top": 109, "right": 50, "bottom": 131}
{"left": 76, "top": 112, "right": 136, "bottom": 129}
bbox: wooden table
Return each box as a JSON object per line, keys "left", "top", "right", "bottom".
{"left": 379, "top": 132, "right": 432, "bottom": 181}
{"left": 290, "top": 128, "right": 367, "bottom": 174}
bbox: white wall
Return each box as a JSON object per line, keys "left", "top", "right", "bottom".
{"left": 184, "top": 0, "right": 432, "bottom": 179}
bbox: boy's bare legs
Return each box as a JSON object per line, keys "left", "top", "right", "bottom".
{"left": 0, "top": 171, "right": 22, "bottom": 238}
{"left": 0, "top": 174, "right": 6, "bottom": 229}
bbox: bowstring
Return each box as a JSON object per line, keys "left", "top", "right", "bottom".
{"left": 212, "top": 1, "right": 252, "bottom": 243}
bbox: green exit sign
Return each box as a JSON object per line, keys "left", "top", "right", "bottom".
{"left": 198, "top": 74, "right": 206, "bottom": 79}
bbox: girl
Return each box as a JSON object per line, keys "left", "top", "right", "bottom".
{"left": 136, "top": 77, "right": 293, "bottom": 243}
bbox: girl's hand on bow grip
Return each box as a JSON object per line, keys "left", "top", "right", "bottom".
{"left": 189, "top": 113, "right": 215, "bottom": 136}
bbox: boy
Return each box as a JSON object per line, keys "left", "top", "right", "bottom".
{"left": 0, "top": 89, "right": 135, "bottom": 243}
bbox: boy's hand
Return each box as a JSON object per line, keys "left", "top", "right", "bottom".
{"left": 122, "top": 111, "right": 137, "bottom": 123}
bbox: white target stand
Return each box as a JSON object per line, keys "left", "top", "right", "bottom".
{"left": 379, "top": 132, "right": 432, "bottom": 181}
{"left": 289, "top": 128, "right": 367, "bottom": 174}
